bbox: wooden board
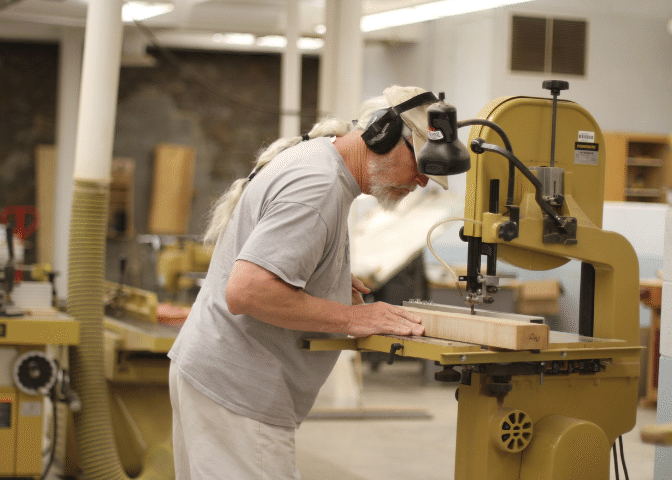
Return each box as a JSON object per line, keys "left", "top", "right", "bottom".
{"left": 641, "top": 423, "right": 672, "bottom": 446}
{"left": 404, "top": 306, "right": 549, "bottom": 350}
{"left": 148, "top": 143, "right": 195, "bottom": 234}
{"left": 35, "top": 144, "right": 56, "bottom": 265}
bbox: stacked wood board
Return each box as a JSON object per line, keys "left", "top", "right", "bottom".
{"left": 403, "top": 304, "right": 549, "bottom": 350}
{"left": 148, "top": 143, "right": 196, "bottom": 235}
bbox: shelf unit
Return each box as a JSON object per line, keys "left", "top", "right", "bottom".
{"left": 604, "top": 133, "right": 672, "bottom": 203}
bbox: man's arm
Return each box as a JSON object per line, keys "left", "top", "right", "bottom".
{"left": 226, "top": 260, "right": 424, "bottom": 338}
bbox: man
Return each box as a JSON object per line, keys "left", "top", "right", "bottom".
{"left": 168, "top": 85, "right": 448, "bottom": 479}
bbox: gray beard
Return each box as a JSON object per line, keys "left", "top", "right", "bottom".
{"left": 369, "top": 182, "right": 406, "bottom": 211}
{"left": 369, "top": 155, "right": 405, "bottom": 210}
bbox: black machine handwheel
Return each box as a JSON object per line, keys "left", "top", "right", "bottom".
{"left": 13, "top": 351, "right": 57, "bottom": 396}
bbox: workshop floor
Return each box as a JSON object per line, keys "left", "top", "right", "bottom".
{"left": 296, "top": 360, "right": 658, "bottom": 480}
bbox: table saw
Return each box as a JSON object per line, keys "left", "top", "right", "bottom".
{"left": 0, "top": 310, "right": 79, "bottom": 478}
{"left": 0, "top": 277, "right": 177, "bottom": 479}
{"left": 305, "top": 81, "right": 641, "bottom": 480}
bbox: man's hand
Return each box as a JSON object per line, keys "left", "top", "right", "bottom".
{"left": 351, "top": 274, "right": 370, "bottom": 305}
{"left": 347, "top": 302, "right": 424, "bottom": 338}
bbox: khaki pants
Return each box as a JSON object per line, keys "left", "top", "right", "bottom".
{"left": 169, "top": 361, "right": 301, "bottom": 480}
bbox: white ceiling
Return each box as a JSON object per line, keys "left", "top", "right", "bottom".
{"left": 0, "top": 0, "right": 671, "bottom": 45}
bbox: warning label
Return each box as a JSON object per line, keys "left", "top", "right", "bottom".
{"left": 574, "top": 142, "right": 599, "bottom": 165}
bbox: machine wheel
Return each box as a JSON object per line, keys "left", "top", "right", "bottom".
{"left": 490, "top": 408, "right": 533, "bottom": 453}
{"left": 13, "top": 351, "right": 57, "bottom": 396}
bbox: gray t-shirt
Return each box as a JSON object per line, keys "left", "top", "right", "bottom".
{"left": 168, "top": 137, "right": 361, "bottom": 428}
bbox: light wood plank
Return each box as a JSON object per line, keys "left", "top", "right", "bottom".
{"left": 641, "top": 423, "right": 672, "bottom": 446}
{"left": 35, "top": 145, "right": 56, "bottom": 265}
{"left": 603, "top": 132, "right": 627, "bottom": 201}
{"left": 404, "top": 306, "right": 549, "bottom": 350}
{"left": 148, "top": 143, "right": 195, "bottom": 234}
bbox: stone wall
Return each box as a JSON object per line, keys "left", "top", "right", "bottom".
{"left": 0, "top": 41, "right": 319, "bottom": 291}
{"left": 0, "top": 42, "right": 59, "bottom": 264}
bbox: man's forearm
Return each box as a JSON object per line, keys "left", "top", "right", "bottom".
{"left": 226, "top": 260, "right": 351, "bottom": 332}
{"left": 226, "top": 260, "right": 424, "bottom": 337}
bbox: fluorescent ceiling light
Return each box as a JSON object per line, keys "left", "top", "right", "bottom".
{"left": 122, "top": 1, "right": 174, "bottom": 23}
{"left": 298, "top": 37, "right": 324, "bottom": 50}
{"left": 361, "top": 0, "right": 533, "bottom": 32}
{"left": 213, "top": 33, "right": 255, "bottom": 46}
{"left": 256, "top": 35, "right": 287, "bottom": 48}
{"left": 204, "top": 33, "right": 323, "bottom": 51}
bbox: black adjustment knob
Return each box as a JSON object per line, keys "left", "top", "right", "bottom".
{"left": 435, "top": 366, "right": 462, "bottom": 383}
{"left": 485, "top": 381, "right": 513, "bottom": 396}
{"left": 542, "top": 80, "right": 569, "bottom": 95}
{"left": 499, "top": 221, "right": 518, "bottom": 242}
{"left": 470, "top": 138, "right": 486, "bottom": 154}
{"left": 386, "top": 343, "right": 403, "bottom": 365}
{"left": 458, "top": 226, "right": 468, "bottom": 243}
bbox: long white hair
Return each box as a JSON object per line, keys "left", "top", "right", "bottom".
{"left": 203, "top": 95, "right": 391, "bottom": 244}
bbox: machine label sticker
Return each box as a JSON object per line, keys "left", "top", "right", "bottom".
{"left": 0, "top": 402, "right": 10, "bottom": 428}
{"left": 0, "top": 323, "right": 4, "bottom": 337}
{"left": 574, "top": 142, "right": 599, "bottom": 165}
{"left": 578, "top": 131, "right": 595, "bottom": 142}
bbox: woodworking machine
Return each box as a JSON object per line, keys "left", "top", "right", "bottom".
{"left": 304, "top": 81, "right": 641, "bottom": 480}
{"left": 0, "top": 221, "right": 81, "bottom": 479}
{"left": 155, "top": 238, "right": 211, "bottom": 299}
{"left": 0, "top": 275, "right": 174, "bottom": 478}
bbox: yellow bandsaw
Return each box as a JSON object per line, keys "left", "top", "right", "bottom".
{"left": 304, "top": 81, "right": 641, "bottom": 480}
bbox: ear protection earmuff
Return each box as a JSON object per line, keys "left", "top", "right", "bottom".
{"left": 361, "top": 91, "right": 439, "bottom": 155}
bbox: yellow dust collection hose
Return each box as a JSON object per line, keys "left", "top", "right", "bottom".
{"left": 68, "top": 179, "right": 173, "bottom": 479}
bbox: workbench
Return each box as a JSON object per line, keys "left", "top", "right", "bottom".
{"left": 102, "top": 315, "right": 179, "bottom": 382}
{"left": 99, "top": 315, "right": 179, "bottom": 475}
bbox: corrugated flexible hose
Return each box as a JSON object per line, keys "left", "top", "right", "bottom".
{"left": 68, "top": 179, "right": 173, "bottom": 479}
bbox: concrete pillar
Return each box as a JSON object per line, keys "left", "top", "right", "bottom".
{"left": 280, "top": 0, "right": 301, "bottom": 138}
{"left": 319, "top": 0, "right": 363, "bottom": 121}
{"left": 53, "top": 28, "right": 84, "bottom": 301}
{"left": 73, "top": 0, "right": 124, "bottom": 181}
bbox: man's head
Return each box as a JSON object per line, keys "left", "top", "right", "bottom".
{"left": 366, "top": 121, "right": 427, "bottom": 209}
{"left": 359, "top": 85, "right": 449, "bottom": 209}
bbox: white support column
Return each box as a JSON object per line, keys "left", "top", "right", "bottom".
{"left": 73, "top": 0, "right": 124, "bottom": 182}
{"left": 53, "top": 27, "right": 83, "bottom": 301}
{"left": 280, "top": 0, "right": 301, "bottom": 138}
{"left": 318, "top": 0, "right": 337, "bottom": 119}
{"left": 654, "top": 207, "right": 672, "bottom": 479}
{"left": 319, "top": 0, "right": 363, "bottom": 122}
{"left": 316, "top": 0, "right": 364, "bottom": 409}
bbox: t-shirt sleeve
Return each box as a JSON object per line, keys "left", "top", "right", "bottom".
{"left": 237, "top": 201, "right": 329, "bottom": 289}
